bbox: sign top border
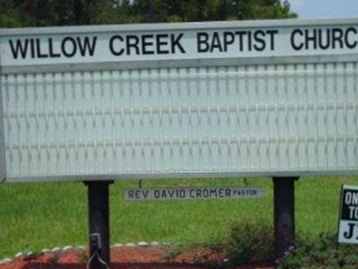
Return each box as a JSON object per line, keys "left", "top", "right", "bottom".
{"left": 343, "top": 185, "right": 358, "bottom": 191}
{"left": 1, "top": 18, "right": 358, "bottom": 36}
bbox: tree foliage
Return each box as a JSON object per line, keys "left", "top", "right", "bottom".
{"left": 0, "top": 0, "right": 296, "bottom": 27}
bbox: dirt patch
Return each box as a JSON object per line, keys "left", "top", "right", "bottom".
{"left": 0, "top": 245, "right": 273, "bottom": 269}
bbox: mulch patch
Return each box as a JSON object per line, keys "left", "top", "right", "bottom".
{"left": 0, "top": 245, "right": 273, "bottom": 269}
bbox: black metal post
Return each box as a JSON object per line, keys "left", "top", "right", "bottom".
{"left": 85, "top": 181, "right": 112, "bottom": 269}
{"left": 273, "top": 177, "right": 298, "bottom": 259}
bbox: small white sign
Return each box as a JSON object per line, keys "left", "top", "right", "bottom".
{"left": 338, "top": 185, "right": 358, "bottom": 244}
{"left": 125, "top": 187, "right": 263, "bottom": 201}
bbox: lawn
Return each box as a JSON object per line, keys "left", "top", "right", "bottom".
{"left": 0, "top": 176, "right": 357, "bottom": 259}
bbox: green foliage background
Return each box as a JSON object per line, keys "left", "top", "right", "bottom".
{"left": 0, "top": 0, "right": 297, "bottom": 27}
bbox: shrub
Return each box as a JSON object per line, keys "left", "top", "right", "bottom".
{"left": 279, "top": 233, "right": 358, "bottom": 269}
{"left": 225, "top": 218, "right": 274, "bottom": 266}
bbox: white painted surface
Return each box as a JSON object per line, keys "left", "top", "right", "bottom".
{"left": 1, "top": 62, "right": 358, "bottom": 182}
{"left": 338, "top": 220, "right": 358, "bottom": 244}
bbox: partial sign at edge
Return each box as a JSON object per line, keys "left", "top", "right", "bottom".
{"left": 338, "top": 185, "right": 358, "bottom": 244}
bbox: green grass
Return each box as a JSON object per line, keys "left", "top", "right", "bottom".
{"left": 0, "top": 176, "right": 357, "bottom": 259}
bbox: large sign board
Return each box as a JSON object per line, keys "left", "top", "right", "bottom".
{"left": 0, "top": 19, "right": 358, "bottom": 182}
{"left": 338, "top": 185, "right": 358, "bottom": 244}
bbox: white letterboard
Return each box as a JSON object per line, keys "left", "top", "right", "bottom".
{"left": 0, "top": 19, "right": 358, "bottom": 182}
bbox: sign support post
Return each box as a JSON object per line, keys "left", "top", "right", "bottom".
{"left": 273, "top": 177, "right": 299, "bottom": 259}
{"left": 85, "top": 181, "right": 113, "bottom": 269}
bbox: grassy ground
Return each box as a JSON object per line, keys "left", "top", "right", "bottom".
{"left": 0, "top": 176, "right": 357, "bottom": 258}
